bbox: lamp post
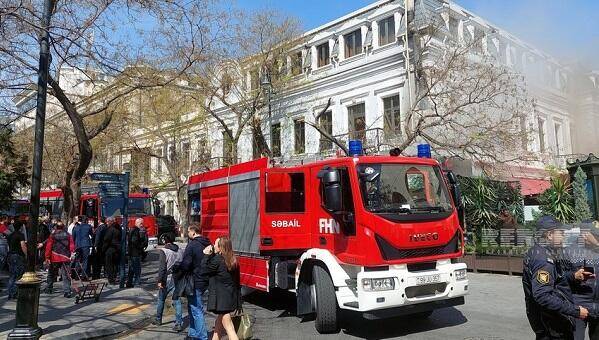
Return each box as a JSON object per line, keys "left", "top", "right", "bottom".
{"left": 8, "top": 0, "right": 55, "bottom": 339}
{"left": 260, "top": 73, "right": 273, "bottom": 156}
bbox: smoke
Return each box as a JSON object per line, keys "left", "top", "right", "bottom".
{"left": 454, "top": 0, "right": 599, "bottom": 70}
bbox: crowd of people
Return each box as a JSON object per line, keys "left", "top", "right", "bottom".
{"left": 2, "top": 215, "right": 243, "bottom": 340}
{"left": 0, "top": 215, "right": 149, "bottom": 299}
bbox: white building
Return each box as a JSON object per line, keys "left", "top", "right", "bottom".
{"left": 12, "top": 0, "right": 599, "bottom": 222}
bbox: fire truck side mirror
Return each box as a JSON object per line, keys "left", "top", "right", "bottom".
{"left": 318, "top": 169, "right": 343, "bottom": 213}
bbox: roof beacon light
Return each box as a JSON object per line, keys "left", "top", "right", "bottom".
{"left": 348, "top": 140, "right": 363, "bottom": 157}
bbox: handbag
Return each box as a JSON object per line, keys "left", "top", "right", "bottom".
{"left": 232, "top": 308, "right": 253, "bottom": 340}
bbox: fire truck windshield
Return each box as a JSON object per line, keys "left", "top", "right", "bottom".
{"left": 357, "top": 164, "right": 453, "bottom": 217}
{"left": 103, "top": 197, "right": 153, "bottom": 217}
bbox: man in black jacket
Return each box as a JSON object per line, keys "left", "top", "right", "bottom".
{"left": 126, "top": 218, "right": 144, "bottom": 287}
{"left": 180, "top": 225, "right": 211, "bottom": 340}
{"left": 102, "top": 218, "right": 121, "bottom": 285}
{"left": 93, "top": 218, "right": 107, "bottom": 279}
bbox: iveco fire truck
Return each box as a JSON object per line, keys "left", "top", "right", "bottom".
{"left": 40, "top": 188, "right": 159, "bottom": 248}
{"left": 188, "top": 154, "right": 468, "bottom": 333}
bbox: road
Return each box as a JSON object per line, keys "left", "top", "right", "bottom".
{"left": 123, "top": 252, "right": 533, "bottom": 340}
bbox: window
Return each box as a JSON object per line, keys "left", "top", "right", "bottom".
{"left": 348, "top": 103, "right": 366, "bottom": 141}
{"left": 265, "top": 172, "right": 305, "bottom": 213}
{"left": 182, "top": 142, "right": 191, "bottom": 169}
{"left": 188, "top": 192, "right": 201, "bottom": 224}
{"left": 155, "top": 148, "right": 163, "bottom": 174}
{"left": 383, "top": 95, "right": 401, "bottom": 135}
{"left": 317, "top": 42, "right": 330, "bottom": 67}
{"left": 167, "top": 200, "right": 174, "bottom": 216}
{"left": 344, "top": 29, "right": 362, "bottom": 58}
{"left": 554, "top": 123, "right": 562, "bottom": 155}
{"left": 291, "top": 51, "right": 303, "bottom": 76}
{"left": 271, "top": 123, "right": 281, "bottom": 157}
{"left": 223, "top": 131, "right": 234, "bottom": 166}
{"left": 378, "top": 16, "right": 396, "bottom": 46}
{"left": 294, "top": 119, "right": 305, "bottom": 154}
{"left": 319, "top": 111, "right": 333, "bottom": 151}
{"left": 537, "top": 118, "right": 546, "bottom": 152}
{"left": 250, "top": 69, "right": 259, "bottom": 91}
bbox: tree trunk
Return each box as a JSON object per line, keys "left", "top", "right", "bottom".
{"left": 176, "top": 186, "right": 188, "bottom": 236}
{"left": 251, "top": 120, "right": 271, "bottom": 158}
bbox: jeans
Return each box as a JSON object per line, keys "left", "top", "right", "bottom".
{"left": 104, "top": 248, "right": 119, "bottom": 283}
{"left": 126, "top": 256, "right": 141, "bottom": 286}
{"left": 0, "top": 242, "right": 8, "bottom": 271}
{"left": 47, "top": 262, "right": 71, "bottom": 294}
{"left": 79, "top": 247, "right": 91, "bottom": 277}
{"left": 156, "top": 278, "right": 183, "bottom": 325}
{"left": 7, "top": 253, "right": 25, "bottom": 298}
{"left": 188, "top": 288, "right": 208, "bottom": 340}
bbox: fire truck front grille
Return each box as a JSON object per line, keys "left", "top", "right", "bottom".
{"left": 405, "top": 283, "right": 448, "bottom": 298}
{"left": 375, "top": 232, "right": 459, "bottom": 261}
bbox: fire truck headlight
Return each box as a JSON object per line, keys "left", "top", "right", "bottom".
{"left": 454, "top": 269, "right": 467, "bottom": 281}
{"left": 362, "top": 277, "right": 395, "bottom": 291}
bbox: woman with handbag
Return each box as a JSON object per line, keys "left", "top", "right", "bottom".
{"left": 202, "top": 236, "right": 241, "bottom": 340}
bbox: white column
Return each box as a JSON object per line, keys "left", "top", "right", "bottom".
{"left": 338, "top": 35, "right": 345, "bottom": 61}
{"left": 372, "top": 20, "right": 379, "bottom": 49}
{"left": 311, "top": 45, "right": 318, "bottom": 69}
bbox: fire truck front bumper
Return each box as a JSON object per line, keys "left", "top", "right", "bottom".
{"left": 337, "top": 259, "right": 468, "bottom": 314}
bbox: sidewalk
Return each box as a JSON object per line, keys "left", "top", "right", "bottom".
{"left": 0, "top": 275, "right": 155, "bottom": 340}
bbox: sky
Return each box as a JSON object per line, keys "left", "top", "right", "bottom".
{"left": 233, "top": 0, "right": 599, "bottom": 69}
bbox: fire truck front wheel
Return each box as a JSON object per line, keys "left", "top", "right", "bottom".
{"left": 311, "top": 265, "right": 340, "bottom": 334}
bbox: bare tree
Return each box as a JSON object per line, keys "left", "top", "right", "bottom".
{"left": 193, "top": 10, "right": 304, "bottom": 164}
{"left": 118, "top": 86, "right": 211, "bottom": 227}
{"left": 1, "top": 0, "right": 224, "bottom": 218}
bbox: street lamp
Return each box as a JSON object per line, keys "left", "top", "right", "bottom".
{"left": 260, "top": 73, "right": 273, "bottom": 157}
{"left": 9, "top": 0, "right": 56, "bottom": 339}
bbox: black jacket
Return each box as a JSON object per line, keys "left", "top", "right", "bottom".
{"left": 127, "top": 227, "right": 143, "bottom": 257}
{"left": 180, "top": 235, "right": 211, "bottom": 291}
{"left": 102, "top": 223, "right": 122, "bottom": 254}
{"left": 203, "top": 253, "right": 241, "bottom": 313}
{"left": 94, "top": 223, "right": 107, "bottom": 253}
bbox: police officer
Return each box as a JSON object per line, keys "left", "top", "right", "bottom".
{"left": 523, "top": 216, "right": 592, "bottom": 339}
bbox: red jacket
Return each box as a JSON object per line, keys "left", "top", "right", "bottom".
{"left": 45, "top": 229, "right": 75, "bottom": 263}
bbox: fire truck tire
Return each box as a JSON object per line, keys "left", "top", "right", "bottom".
{"left": 312, "top": 265, "right": 339, "bottom": 334}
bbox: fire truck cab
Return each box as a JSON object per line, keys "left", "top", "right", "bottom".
{"left": 188, "top": 155, "right": 468, "bottom": 333}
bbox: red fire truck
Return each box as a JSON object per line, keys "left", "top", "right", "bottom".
{"left": 40, "top": 189, "right": 159, "bottom": 247}
{"left": 188, "top": 155, "right": 468, "bottom": 333}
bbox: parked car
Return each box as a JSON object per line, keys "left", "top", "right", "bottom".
{"left": 156, "top": 215, "right": 179, "bottom": 245}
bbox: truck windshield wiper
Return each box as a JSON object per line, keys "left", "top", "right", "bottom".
{"left": 370, "top": 207, "right": 412, "bottom": 214}
{"left": 410, "top": 206, "right": 447, "bottom": 213}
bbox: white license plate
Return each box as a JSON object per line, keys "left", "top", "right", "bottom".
{"left": 415, "top": 274, "right": 440, "bottom": 285}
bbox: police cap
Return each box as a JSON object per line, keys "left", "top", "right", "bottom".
{"left": 536, "top": 215, "right": 562, "bottom": 232}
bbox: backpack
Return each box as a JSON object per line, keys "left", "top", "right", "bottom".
{"left": 140, "top": 226, "right": 149, "bottom": 249}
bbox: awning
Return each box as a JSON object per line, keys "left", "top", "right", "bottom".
{"left": 518, "top": 178, "right": 551, "bottom": 196}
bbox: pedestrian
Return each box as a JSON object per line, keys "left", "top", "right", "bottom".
{"left": 126, "top": 218, "right": 144, "bottom": 287}
{"left": 566, "top": 220, "right": 599, "bottom": 340}
{"left": 72, "top": 215, "right": 93, "bottom": 278}
{"left": 152, "top": 233, "right": 184, "bottom": 331}
{"left": 102, "top": 217, "right": 122, "bottom": 285}
{"left": 0, "top": 215, "right": 9, "bottom": 273}
{"left": 180, "top": 225, "right": 211, "bottom": 340}
{"left": 202, "top": 236, "right": 241, "bottom": 340}
{"left": 44, "top": 221, "right": 75, "bottom": 297}
{"left": 37, "top": 216, "right": 52, "bottom": 269}
{"left": 92, "top": 218, "right": 107, "bottom": 280}
{"left": 138, "top": 219, "right": 149, "bottom": 262}
{"left": 6, "top": 221, "right": 27, "bottom": 299}
{"left": 68, "top": 215, "right": 79, "bottom": 235}
{"left": 523, "top": 216, "right": 592, "bottom": 339}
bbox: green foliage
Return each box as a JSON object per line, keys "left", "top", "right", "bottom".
{"left": 459, "top": 176, "right": 525, "bottom": 248}
{"left": 538, "top": 176, "right": 574, "bottom": 223}
{"left": 0, "top": 128, "right": 29, "bottom": 210}
{"left": 572, "top": 167, "right": 593, "bottom": 223}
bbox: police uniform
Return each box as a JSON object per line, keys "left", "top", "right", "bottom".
{"left": 523, "top": 217, "right": 581, "bottom": 340}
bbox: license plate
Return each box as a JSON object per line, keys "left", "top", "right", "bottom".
{"left": 415, "top": 274, "right": 440, "bottom": 285}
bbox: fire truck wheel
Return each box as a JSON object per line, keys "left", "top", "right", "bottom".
{"left": 312, "top": 265, "right": 339, "bottom": 334}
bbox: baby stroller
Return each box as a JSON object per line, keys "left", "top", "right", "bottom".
{"left": 66, "top": 247, "right": 107, "bottom": 304}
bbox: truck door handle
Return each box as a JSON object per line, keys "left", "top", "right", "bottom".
{"left": 262, "top": 237, "right": 273, "bottom": 246}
